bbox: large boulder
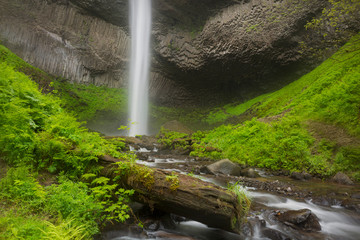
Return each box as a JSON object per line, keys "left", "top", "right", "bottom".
{"left": 332, "top": 172, "right": 354, "bottom": 185}
{"left": 201, "top": 159, "right": 242, "bottom": 176}
{"left": 276, "top": 209, "right": 321, "bottom": 232}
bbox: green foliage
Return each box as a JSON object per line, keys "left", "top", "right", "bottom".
{"left": 165, "top": 172, "right": 180, "bottom": 191}
{"left": 51, "top": 80, "right": 127, "bottom": 121}
{"left": 0, "top": 59, "right": 126, "bottom": 176}
{"left": 44, "top": 178, "right": 102, "bottom": 236}
{"left": 41, "top": 217, "right": 89, "bottom": 240}
{"left": 190, "top": 35, "right": 360, "bottom": 179}
{"left": 228, "top": 182, "right": 251, "bottom": 217}
{"left": 0, "top": 167, "right": 45, "bottom": 209}
{"left": 0, "top": 45, "right": 53, "bottom": 91}
{"left": 0, "top": 44, "right": 136, "bottom": 238}
{"left": 0, "top": 208, "right": 47, "bottom": 240}
{"left": 191, "top": 118, "right": 317, "bottom": 172}
{"left": 303, "top": 0, "right": 360, "bottom": 58}
{"left": 82, "top": 174, "right": 134, "bottom": 224}
{"left": 157, "top": 127, "right": 191, "bottom": 150}
{"left": 0, "top": 167, "right": 104, "bottom": 238}
{"left": 114, "top": 160, "right": 155, "bottom": 191}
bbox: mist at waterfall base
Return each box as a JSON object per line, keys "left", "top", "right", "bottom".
{"left": 128, "top": 0, "right": 152, "bottom": 136}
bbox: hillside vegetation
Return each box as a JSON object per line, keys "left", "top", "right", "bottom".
{"left": 188, "top": 34, "right": 360, "bottom": 180}
{"left": 0, "top": 45, "right": 135, "bottom": 239}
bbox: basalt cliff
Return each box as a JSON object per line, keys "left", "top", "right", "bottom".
{"left": 0, "top": 0, "right": 335, "bottom": 106}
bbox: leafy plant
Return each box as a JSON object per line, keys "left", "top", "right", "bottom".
{"left": 157, "top": 128, "right": 191, "bottom": 150}
{"left": 0, "top": 167, "right": 46, "bottom": 210}
{"left": 227, "top": 182, "right": 251, "bottom": 227}
{"left": 165, "top": 172, "right": 180, "bottom": 191}
{"left": 82, "top": 174, "right": 134, "bottom": 224}
{"left": 41, "top": 217, "right": 90, "bottom": 240}
{"left": 44, "top": 178, "right": 102, "bottom": 236}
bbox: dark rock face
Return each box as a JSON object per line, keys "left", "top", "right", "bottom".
{"left": 276, "top": 209, "right": 321, "bottom": 232}
{"left": 0, "top": 0, "right": 129, "bottom": 88}
{"left": 0, "top": 0, "right": 350, "bottom": 106}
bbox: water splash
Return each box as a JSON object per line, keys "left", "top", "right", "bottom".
{"left": 128, "top": 0, "right": 152, "bottom": 136}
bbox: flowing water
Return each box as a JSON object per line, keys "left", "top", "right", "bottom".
{"left": 128, "top": 0, "right": 152, "bottom": 136}
{"left": 101, "top": 145, "right": 360, "bottom": 240}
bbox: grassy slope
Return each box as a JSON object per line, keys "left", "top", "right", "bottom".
{"left": 190, "top": 34, "right": 360, "bottom": 180}
{"left": 0, "top": 45, "right": 133, "bottom": 238}
{"left": 0, "top": 44, "right": 127, "bottom": 123}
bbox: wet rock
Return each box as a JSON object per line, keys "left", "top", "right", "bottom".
{"left": 303, "top": 172, "right": 312, "bottom": 180}
{"left": 290, "top": 171, "right": 303, "bottom": 180}
{"left": 332, "top": 172, "right": 354, "bottom": 185}
{"left": 159, "top": 213, "right": 177, "bottom": 229}
{"left": 143, "top": 220, "right": 160, "bottom": 231}
{"left": 240, "top": 168, "right": 260, "bottom": 178}
{"left": 290, "top": 171, "right": 312, "bottom": 181}
{"left": 276, "top": 209, "right": 321, "bottom": 232}
{"left": 200, "top": 159, "right": 242, "bottom": 176}
{"left": 262, "top": 227, "right": 292, "bottom": 240}
{"left": 136, "top": 152, "right": 150, "bottom": 160}
{"left": 128, "top": 225, "right": 145, "bottom": 236}
{"left": 352, "top": 193, "right": 360, "bottom": 199}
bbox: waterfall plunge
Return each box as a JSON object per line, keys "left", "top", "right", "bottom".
{"left": 128, "top": 0, "right": 152, "bottom": 136}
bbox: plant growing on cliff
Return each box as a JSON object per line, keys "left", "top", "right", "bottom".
{"left": 301, "top": 0, "right": 360, "bottom": 59}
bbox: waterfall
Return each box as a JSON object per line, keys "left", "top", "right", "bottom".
{"left": 128, "top": 0, "right": 152, "bottom": 136}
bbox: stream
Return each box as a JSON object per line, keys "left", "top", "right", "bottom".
{"left": 101, "top": 143, "right": 360, "bottom": 240}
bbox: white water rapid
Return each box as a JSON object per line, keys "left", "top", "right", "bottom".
{"left": 128, "top": 0, "right": 152, "bottom": 136}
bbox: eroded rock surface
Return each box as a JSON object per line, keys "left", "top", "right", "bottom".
{"left": 1, "top": 0, "right": 355, "bottom": 106}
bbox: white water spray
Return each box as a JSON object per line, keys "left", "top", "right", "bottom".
{"left": 128, "top": 0, "right": 152, "bottom": 136}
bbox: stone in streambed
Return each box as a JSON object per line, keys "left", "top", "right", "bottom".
{"left": 240, "top": 168, "right": 260, "bottom": 178}
{"left": 332, "top": 172, "right": 354, "bottom": 185}
{"left": 276, "top": 209, "right": 321, "bottom": 232}
{"left": 200, "top": 159, "right": 242, "bottom": 176}
{"left": 262, "top": 228, "right": 292, "bottom": 240}
{"left": 290, "top": 171, "right": 311, "bottom": 181}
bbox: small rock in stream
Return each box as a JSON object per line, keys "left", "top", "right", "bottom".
{"left": 262, "top": 227, "right": 292, "bottom": 240}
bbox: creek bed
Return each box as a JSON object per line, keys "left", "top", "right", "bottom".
{"left": 101, "top": 146, "right": 360, "bottom": 240}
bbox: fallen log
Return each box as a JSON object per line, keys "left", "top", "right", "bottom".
{"left": 99, "top": 156, "right": 248, "bottom": 234}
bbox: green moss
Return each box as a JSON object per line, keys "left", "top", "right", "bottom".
{"left": 115, "top": 161, "right": 155, "bottom": 191}
{"left": 165, "top": 172, "right": 180, "bottom": 192}
{"left": 51, "top": 81, "right": 127, "bottom": 121}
